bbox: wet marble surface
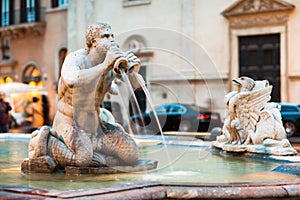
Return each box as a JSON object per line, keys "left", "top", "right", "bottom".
{"left": 1, "top": 180, "right": 300, "bottom": 199}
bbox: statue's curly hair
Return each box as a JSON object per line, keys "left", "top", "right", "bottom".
{"left": 85, "top": 22, "right": 111, "bottom": 48}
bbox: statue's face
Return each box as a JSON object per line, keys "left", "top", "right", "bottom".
{"left": 94, "top": 27, "right": 115, "bottom": 56}
{"left": 232, "top": 76, "right": 254, "bottom": 92}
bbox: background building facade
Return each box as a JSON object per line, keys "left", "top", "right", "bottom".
{"left": 0, "top": 0, "right": 68, "bottom": 120}
{"left": 1, "top": 0, "right": 300, "bottom": 122}
{"left": 67, "top": 0, "right": 300, "bottom": 117}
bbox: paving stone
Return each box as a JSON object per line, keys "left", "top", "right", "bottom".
{"left": 282, "top": 184, "right": 300, "bottom": 196}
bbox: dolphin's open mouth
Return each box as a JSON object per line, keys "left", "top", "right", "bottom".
{"left": 232, "top": 78, "right": 241, "bottom": 85}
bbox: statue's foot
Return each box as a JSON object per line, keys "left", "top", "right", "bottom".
{"left": 21, "top": 155, "right": 57, "bottom": 173}
{"left": 28, "top": 126, "right": 51, "bottom": 159}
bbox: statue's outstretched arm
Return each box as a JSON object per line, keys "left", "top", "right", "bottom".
{"left": 61, "top": 52, "right": 109, "bottom": 87}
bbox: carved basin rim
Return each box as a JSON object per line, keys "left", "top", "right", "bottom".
{"left": 2, "top": 180, "right": 300, "bottom": 199}
{"left": 65, "top": 159, "right": 158, "bottom": 175}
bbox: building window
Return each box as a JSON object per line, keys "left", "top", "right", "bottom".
{"left": 59, "top": 0, "right": 68, "bottom": 6}
{"left": 22, "top": 64, "right": 42, "bottom": 86}
{"left": 1, "top": 37, "right": 10, "bottom": 60}
{"left": 20, "top": 0, "right": 40, "bottom": 23}
{"left": 51, "top": 0, "right": 68, "bottom": 8}
{"left": 1, "top": 0, "right": 9, "bottom": 26}
{"left": 123, "top": 0, "right": 151, "bottom": 7}
{"left": 1, "top": 0, "right": 14, "bottom": 26}
{"left": 26, "top": 0, "right": 36, "bottom": 22}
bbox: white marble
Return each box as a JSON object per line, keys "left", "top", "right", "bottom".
{"left": 213, "top": 77, "right": 297, "bottom": 155}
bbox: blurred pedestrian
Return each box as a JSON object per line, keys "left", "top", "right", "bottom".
{"left": 42, "top": 95, "right": 50, "bottom": 125}
{"left": 26, "top": 97, "right": 43, "bottom": 132}
{"left": 0, "top": 92, "right": 12, "bottom": 133}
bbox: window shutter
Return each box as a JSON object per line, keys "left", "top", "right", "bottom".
{"left": 34, "top": 0, "right": 40, "bottom": 21}
{"left": 9, "top": 0, "right": 14, "bottom": 25}
{"left": 51, "top": 0, "right": 58, "bottom": 8}
{"left": 0, "top": 0, "right": 2, "bottom": 26}
{"left": 20, "top": 0, "right": 27, "bottom": 23}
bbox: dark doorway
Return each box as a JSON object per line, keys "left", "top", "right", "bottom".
{"left": 239, "top": 34, "right": 280, "bottom": 102}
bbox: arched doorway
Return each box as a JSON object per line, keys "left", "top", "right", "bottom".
{"left": 22, "top": 64, "right": 42, "bottom": 87}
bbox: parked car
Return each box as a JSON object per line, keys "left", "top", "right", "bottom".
{"left": 278, "top": 102, "right": 300, "bottom": 137}
{"left": 129, "top": 103, "right": 222, "bottom": 135}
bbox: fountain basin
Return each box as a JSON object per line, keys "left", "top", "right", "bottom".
{"left": 64, "top": 159, "right": 158, "bottom": 175}
{"left": 1, "top": 133, "right": 300, "bottom": 199}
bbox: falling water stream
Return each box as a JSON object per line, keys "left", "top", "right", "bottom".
{"left": 113, "top": 85, "right": 135, "bottom": 135}
{"left": 120, "top": 70, "right": 165, "bottom": 137}
{"left": 120, "top": 70, "right": 173, "bottom": 169}
{"left": 120, "top": 70, "right": 146, "bottom": 128}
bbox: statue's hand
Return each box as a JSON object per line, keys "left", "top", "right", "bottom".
{"left": 103, "top": 43, "right": 125, "bottom": 70}
{"left": 126, "top": 52, "right": 141, "bottom": 72}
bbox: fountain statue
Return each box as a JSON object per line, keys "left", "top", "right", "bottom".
{"left": 21, "top": 22, "right": 156, "bottom": 173}
{"left": 212, "top": 76, "right": 297, "bottom": 155}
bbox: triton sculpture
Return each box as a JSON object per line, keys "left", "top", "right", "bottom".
{"left": 21, "top": 23, "right": 156, "bottom": 173}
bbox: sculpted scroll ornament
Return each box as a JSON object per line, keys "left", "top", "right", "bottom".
{"left": 213, "top": 77, "right": 297, "bottom": 155}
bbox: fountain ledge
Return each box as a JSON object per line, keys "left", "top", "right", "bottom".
{"left": 210, "top": 147, "right": 300, "bottom": 163}
{"left": 1, "top": 181, "right": 300, "bottom": 199}
{"left": 0, "top": 133, "right": 31, "bottom": 141}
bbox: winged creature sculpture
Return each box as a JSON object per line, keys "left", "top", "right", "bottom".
{"left": 213, "top": 76, "right": 296, "bottom": 155}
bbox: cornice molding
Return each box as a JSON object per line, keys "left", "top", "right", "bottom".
{"left": 0, "top": 59, "right": 17, "bottom": 68}
{"left": 222, "top": 0, "right": 295, "bottom": 17}
{"left": 0, "top": 22, "right": 46, "bottom": 39}
{"left": 222, "top": 0, "right": 295, "bottom": 28}
{"left": 229, "top": 12, "right": 289, "bottom": 28}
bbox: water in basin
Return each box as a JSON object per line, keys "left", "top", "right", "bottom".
{"left": 1, "top": 136, "right": 292, "bottom": 191}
